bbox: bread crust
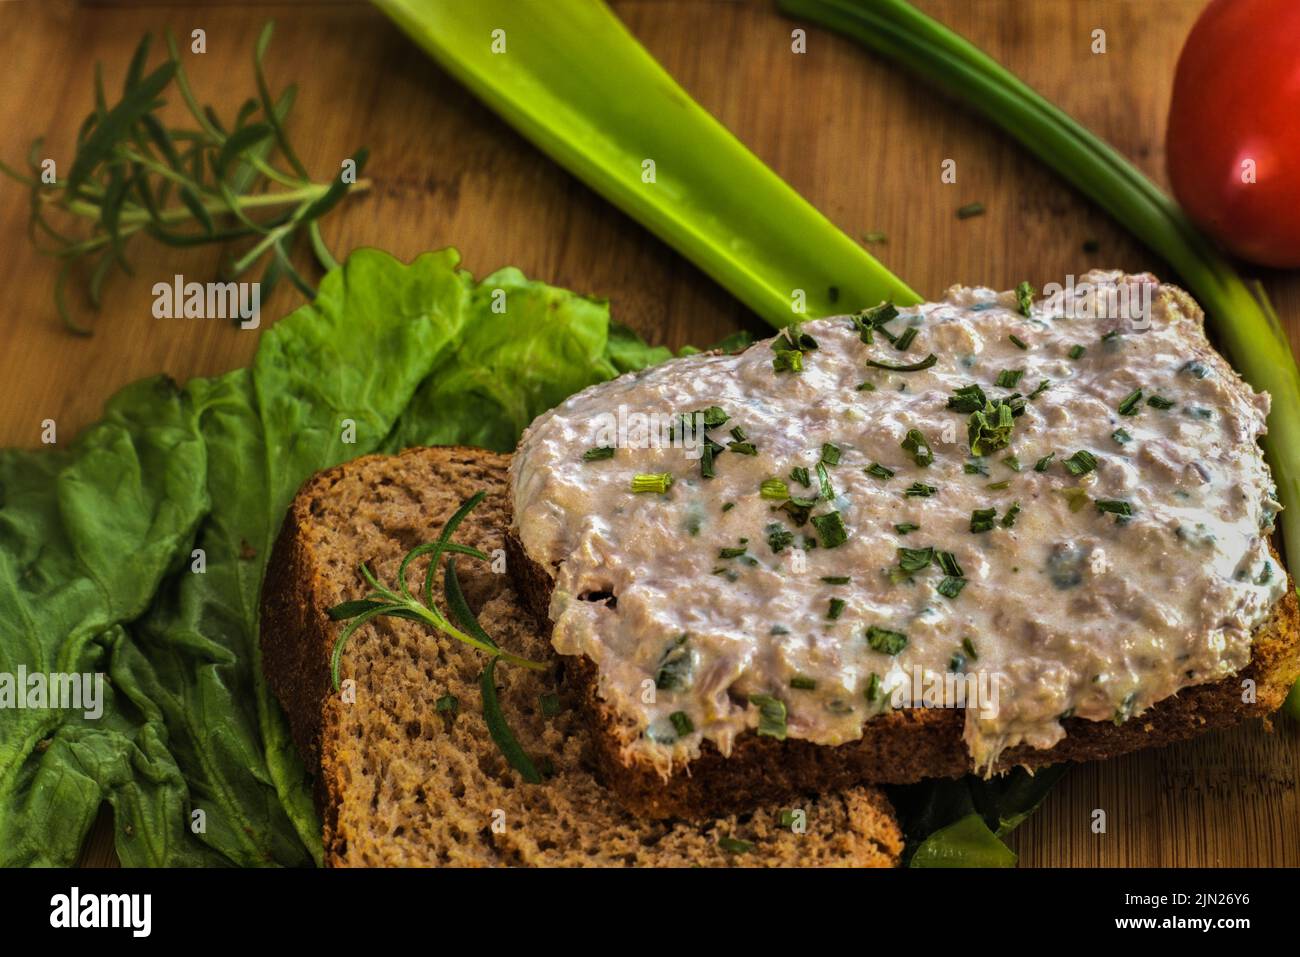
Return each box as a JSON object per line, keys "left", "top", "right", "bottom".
{"left": 506, "top": 529, "right": 1300, "bottom": 820}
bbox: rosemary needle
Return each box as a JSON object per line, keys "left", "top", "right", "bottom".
{"left": 0, "top": 23, "right": 369, "bottom": 334}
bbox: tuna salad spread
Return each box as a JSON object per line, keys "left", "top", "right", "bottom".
{"left": 509, "top": 270, "right": 1286, "bottom": 773}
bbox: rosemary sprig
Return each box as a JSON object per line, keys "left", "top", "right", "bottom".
{"left": 327, "top": 491, "right": 547, "bottom": 782}
{"left": 0, "top": 23, "right": 369, "bottom": 334}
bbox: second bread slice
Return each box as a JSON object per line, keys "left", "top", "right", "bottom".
{"left": 260, "top": 445, "right": 902, "bottom": 866}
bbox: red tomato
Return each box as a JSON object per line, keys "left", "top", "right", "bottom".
{"left": 1166, "top": 0, "right": 1300, "bottom": 268}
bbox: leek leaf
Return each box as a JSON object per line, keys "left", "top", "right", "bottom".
{"left": 373, "top": 0, "right": 919, "bottom": 326}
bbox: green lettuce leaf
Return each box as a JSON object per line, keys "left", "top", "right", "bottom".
{"left": 0, "top": 248, "right": 665, "bottom": 865}
{"left": 0, "top": 378, "right": 211, "bottom": 865}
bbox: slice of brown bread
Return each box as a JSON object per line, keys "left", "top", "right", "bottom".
{"left": 259, "top": 446, "right": 902, "bottom": 866}
{"left": 507, "top": 530, "right": 1300, "bottom": 821}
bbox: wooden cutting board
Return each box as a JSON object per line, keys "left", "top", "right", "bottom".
{"left": 2, "top": 0, "right": 1296, "bottom": 867}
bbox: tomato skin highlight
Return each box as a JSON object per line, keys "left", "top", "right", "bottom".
{"left": 1166, "top": 0, "right": 1300, "bottom": 268}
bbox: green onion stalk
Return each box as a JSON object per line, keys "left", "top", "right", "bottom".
{"left": 372, "top": 0, "right": 919, "bottom": 325}
{"left": 778, "top": 0, "right": 1300, "bottom": 712}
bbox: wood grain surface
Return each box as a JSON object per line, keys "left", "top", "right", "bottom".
{"left": 1, "top": 0, "right": 1296, "bottom": 867}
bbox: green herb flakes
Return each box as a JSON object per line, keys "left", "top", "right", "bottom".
{"left": 1015, "top": 281, "right": 1033, "bottom": 317}
{"left": 750, "top": 694, "right": 788, "bottom": 739}
{"left": 1063, "top": 450, "right": 1098, "bottom": 476}
{"left": 902, "top": 428, "right": 934, "bottom": 467}
{"left": 811, "top": 510, "right": 849, "bottom": 548}
{"left": 631, "top": 472, "right": 673, "bottom": 494}
{"left": 866, "top": 626, "right": 908, "bottom": 655}
{"left": 1118, "top": 388, "right": 1143, "bottom": 416}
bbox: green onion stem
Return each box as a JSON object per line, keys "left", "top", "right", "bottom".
{"left": 373, "top": 0, "right": 919, "bottom": 325}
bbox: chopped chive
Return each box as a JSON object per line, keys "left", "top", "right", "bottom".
{"left": 970, "top": 507, "right": 998, "bottom": 533}
{"left": 790, "top": 675, "right": 818, "bottom": 691}
{"left": 700, "top": 438, "right": 723, "bottom": 479}
{"left": 722, "top": 501, "right": 736, "bottom": 512}
{"left": 718, "top": 545, "right": 748, "bottom": 559}
{"left": 750, "top": 694, "right": 788, "bottom": 739}
{"left": 1118, "top": 388, "right": 1143, "bottom": 416}
{"left": 1027, "top": 379, "right": 1050, "bottom": 400}
{"left": 765, "top": 522, "right": 796, "bottom": 553}
{"left": 904, "top": 482, "right": 937, "bottom": 498}
{"left": 995, "top": 369, "right": 1024, "bottom": 389}
{"left": 1059, "top": 486, "right": 1090, "bottom": 512}
{"left": 1002, "top": 455, "right": 1021, "bottom": 472}
{"left": 968, "top": 399, "right": 1017, "bottom": 456}
{"left": 987, "top": 480, "right": 1011, "bottom": 490}
{"left": 897, "top": 545, "right": 935, "bottom": 574}
{"left": 961, "top": 637, "right": 978, "bottom": 660}
{"left": 1034, "top": 452, "right": 1055, "bottom": 472}
{"left": 772, "top": 322, "right": 818, "bottom": 353}
{"left": 821, "top": 442, "right": 842, "bottom": 466}
{"left": 867, "top": 353, "right": 938, "bottom": 373}
{"left": 821, "top": 575, "right": 851, "bottom": 585}
{"left": 1064, "top": 452, "right": 1102, "bottom": 483}
{"left": 730, "top": 425, "right": 748, "bottom": 442}
{"left": 937, "top": 577, "right": 966, "bottom": 599}
{"left": 1015, "top": 281, "right": 1034, "bottom": 317}
{"left": 728, "top": 440, "right": 758, "bottom": 455}
{"left": 811, "top": 510, "right": 849, "bottom": 548}
{"left": 864, "top": 462, "right": 895, "bottom": 480}
{"left": 790, "top": 466, "right": 811, "bottom": 487}
{"left": 1063, "top": 450, "right": 1098, "bottom": 476}
{"left": 1009, "top": 333, "right": 1028, "bottom": 350}
{"left": 1111, "top": 428, "right": 1132, "bottom": 445}
{"left": 631, "top": 472, "right": 673, "bottom": 494}
{"left": 816, "top": 461, "right": 834, "bottom": 501}
{"left": 866, "top": 626, "right": 908, "bottom": 655}
{"left": 901, "top": 428, "right": 934, "bottom": 467}
{"left": 696, "top": 406, "right": 730, "bottom": 428}
{"left": 1147, "top": 395, "right": 1175, "bottom": 410}
{"left": 865, "top": 673, "right": 882, "bottom": 703}
{"left": 947, "top": 383, "right": 988, "bottom": 413}
{"left": 669, "top": 711, "right": 694, "bottom": 736}
{"left": 761, "top": 477, "right": 790, "bottom": 500}
{"left": 1102, "top": 330, "right": 1120, "bottom": 342}
{"left": 779, "top": 497, "right": 815, "bottom": 527}
{"left": 582, "top": 446, "right": 615, "bottom": 461}
{"left": 856, "top": 381, "right": 877, "bottom": 392}
{"left": 964, "top": 460, "right": 990, "bottom": 477}
{"left": 936, "top": 551, "right": 963, "bottom": 577}
{"left": 718, "top": 836, "right": 755, "bottom": 854}
{"left": 1001, "top": 502, "right": 1022, "bottom": 527}
{"left": 1096, "top": 499, "right": 1133, "bottom": 519}
{"left": 773, "top": 349, "right": 803, "bottom": 374}
{"left": 894, "top": 522, "right": 920, "bottom": 534}
{"left": 827, "top": 597, "right": 846, "bottom": 620}
{"left": 894, "top": 327, "right": 918, "bottom": 352}
{"left": 856, "top": 301, "right": 898, "bottom": 328}
{"left": 1068, "top": 344, "right": 1086, "bottom": 360}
